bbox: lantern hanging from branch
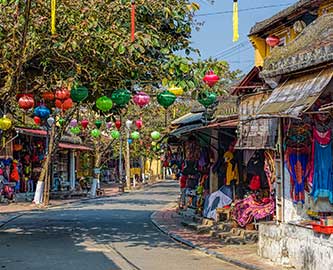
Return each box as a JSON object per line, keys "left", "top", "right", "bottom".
{"left": 125, "top": 120, "right": 133, "bottom": 130}
{"left": 111, "top": 130, "right": 120, "bottom": 139}
{"left": 96, "top": 96, "right": 113, "bottom": 112}
{"left": 70, "top": 127, "right": 81, "bottom": 135}
{"left": 106, "top": 122, "right": 112, "bottom": 129}
{"left": 168, "top": 85, "right": 183, "bottom": 97}
{"left": 70, "top": 119, "right": 78, "bottom": 127}
{"left": 151, "top": 131, "right": 161, "bottom": 141}
{"left": 81, "top": 119, "right": 89, "bottom": 129}
{"left": 34, "top": 105, "right": 50, "bottom": 119}
{"left": 42, "top": 92, "right": 55, "bottom": 101}
{"left": 133, "top": 92, "right": 150, "bottom": 108}
{"left": 18, "top": 95, "right": 34, "bottom": 110}
{"left": 58, "top": 117, "right": 65, "bottom": 126}
{"left": 47, "top": 117, "right": 55, "bottom": 127}
{"left": 157, "top": 91, "right": 177, "bottom": 109}
{"left": 55, "top": 87, "right": 70, "bottom": 100}
{"left": 203, "top": 70, "right": 219, "bottom": 88}
{"left": 111, "top": 89, "right": 131, "bottom": 107}
{"left": 115, "top": 120, "right": 122, "bottom": 130}
{"left": 135, "top": 119, "right": 142, "bottom": 130}
{"left": 95, "top": 120, "right": 102, "bottom": 129}
{"left": 197, "top": 91, "right": 217, "bottom": 108}
{"left": 91, "top": 129, "right": 101, "bottom": 138}
{"left": 0, "top": 116, "right": 12, "bottom": 131}
{"left": 131, "top": 131, "right": 140, "bottom": 140}
{"left": 71, "top": 86, "right": 89, "bottom": 103}
{"left": 33, "top": 116, "right": 41, "bottom": 125}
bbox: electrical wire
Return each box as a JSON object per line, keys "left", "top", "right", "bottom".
{"left": 195, "top": 3, "right": 293, "bottom": 17}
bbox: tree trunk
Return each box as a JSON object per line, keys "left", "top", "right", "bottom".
{"left": 126, "top": 131, "right": 131, "bottom": 189}
{"left": 90, "top": 148, "right": 102, "bottom": 198}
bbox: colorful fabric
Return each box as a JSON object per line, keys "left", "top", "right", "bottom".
{"left": 232, "top": 194, "right": 275, "bottom": 227}
{"left": 223, "top": 151, "right": 239, "bottom": 185}
{"left": 264, "top": 150, "right": 276, "bottom": 192}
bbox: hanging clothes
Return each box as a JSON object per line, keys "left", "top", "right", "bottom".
{"left": 264, "top": 150, "right": 276, "bottom": 193}
{"left": 223, "top": 151, "right": 239, "bottom": 185}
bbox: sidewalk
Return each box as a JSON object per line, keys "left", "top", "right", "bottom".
{"left": 151, "top": 205, "right": 290, "bottom": 270}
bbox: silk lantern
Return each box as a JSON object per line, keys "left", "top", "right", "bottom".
{"left": 91, "top": 129, "right": 101, "bottom": 138}
{"left": 71, "top": 86, "right": 89, "bottom": 102}
{"left": 34, "top": 105, "right": 50, "bottom": 119}
{"left": 47, "top": 117, "right": 55, "bottom": 127}
{"left": 0, "top": 116, "right": 12, "bottom": 131}
{"left": 58, "top": 117, "right": 65, "bottom": 126}
{"left": 18, "top": 95, "right": 34, "bottom": 110}
{"left": 126, "top": 120, "right": 133, "bottom": 129}
{"left": 203, "top": 70, "right": 219, "bottom": 88}
{"left": 42, "top": 92, "right": 55, "bottom": 101}
{"left": 168, "top": 85, "right": 183, "bottom": 97}
{"left": 151, "top": 131, "right": 161, "bottom": 141}
{"left": 81, "top": 119, "right": 89, "bottom": 129}
{"left": 70, "top": 127, "right": 81, "bottom": 135}
{"left": 111, "top": 89, "right": 131, "bottom": 107}
{"left": 34, "top": 116, "right": 41, "bottom": 125}
{"left": 157, "top": 91, "right": 177, "bottom": 109}
{"left": 96, "top": 96, "right": 113, "bottom": 112}
{"left": 55, "top": 88, "right": 70, "bottom": 100}
{"left": 131, "top": 131, "right": 140, "bottom": 140}
{"left": 70, "top": 119, "right": 78, "bottom": 127}
{"left": 115, "top": 120, "right": 121, "bottom": 130}
{"left": 111, "top": 130, "right": 120, "bottom": 139}
{"left": 106, "top": 122, "right": 112, "bottom": 129}
{"left": 135, "top": 119, "right": 142, "bottom": 130}
{"left": 127, "top": 138, "right": 133, "bottom": 144}
{"left": 95, "top": 120, "right": 102, "bottom": 129}
{"left": 197, "top": 91, "right": 217, "bottom": 108}
{"left": 133, "top": 92, "right": 150, "bottom": 108}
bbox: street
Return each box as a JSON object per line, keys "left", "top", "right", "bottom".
{"left": 0, "top": 181, "right": 243, "bottom": 270}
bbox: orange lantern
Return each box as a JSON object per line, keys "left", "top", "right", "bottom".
{"left": 42, "top": 92, "right": 55, "bottom": 101}
{"left": 55, "top": 87, "right": 70, "bottom": 100}
{"left": 18, "top": 95, "right": 34, "bottom": 110}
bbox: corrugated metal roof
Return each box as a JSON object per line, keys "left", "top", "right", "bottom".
{"left": 171, "top": 112, "right": 203, "bottom": 126}
{"left": 257, "top": 68, "right": 333, "bottom": 117}
{"left": 168, "top": 123, "right": 203, "bottom": 138}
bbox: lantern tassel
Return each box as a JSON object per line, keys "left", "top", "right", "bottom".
{"left": 131, "top": 0, "right": 135, "bottom": 42}
{"left": 51, "top": 0, "right": 56, "bottom": 35}
{"left": 233, "top": 0, "right": 239, "bottom": 42}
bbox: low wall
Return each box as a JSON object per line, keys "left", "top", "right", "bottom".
{"left": 259, "top": 222, "right": 333, "bottom": 270}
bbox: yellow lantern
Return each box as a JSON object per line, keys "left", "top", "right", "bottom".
{"left": 168, "top": 85, "right": 183, "bottom": 97}
{"left": 0, "top": 115, "right": 12, "bottom": 131}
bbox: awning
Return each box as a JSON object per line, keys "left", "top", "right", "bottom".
{"left": 257, "top": 68, "right": 333, "bottom": 117}
{"left": 192, "top": 119, "right": 238, "bottom": 131}
{"left": 59, "top": 143, "right": 93, "bottom": 151}
{"left": 16, "top": 127, "right": 47, "bottom": 137}
{"left": 168, "top": 123, "right": 202, "bottom": 138}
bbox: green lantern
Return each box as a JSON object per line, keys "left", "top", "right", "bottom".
{"left": 131, "top": 131, "right": 140, "bottom": 140}
{"left": 95, "top": 120, "right": 102, "bottom": 129}
{"left": 157, "top": 90, "right": 177, "bottom": 109}
{"left": 111, "top": 130, "right": 120, "bottom": 139}
{"left": 71, "top": 86, "right": 89, "bottom": 102}
{"left": 111, "top": 89, "right": 131, "bottom": 106}
{"left": 151, "top": 131, "right": 161, "bottom": 141}
{"left": 58, "top": 117, "right": 65, "bottom": 126}
{"left": 96, "top": 96, "right": 113, "bottom": 112}
{"left": 70, "top": 127, "right": 81, "bottom": 135}
{"left": 197, "top": 91, "right": 217, "bottom": 108}
{"left": 91, "top": 129, "right": 101, "bottom": 138}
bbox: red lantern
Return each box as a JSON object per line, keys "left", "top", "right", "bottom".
{"left": 81, "top": 119, "right": 89, "bottom": 129}
{"left": 115, "top": 120, "right": 121, "bottom": 130}
{"left": 266, "top": 35, "right": 280, "bottom": 47}
{"left": 55, "top": 87, "right": 70, "bottom": 100}
{"left": 42, "top": 91, "right": 55, "bottom": 101}
{"left": 16, "top": 93, "right": 33, "bottom": 101}
{"left": 203, "top": 70, "right": 220, "bottom": 88}
{"left": 62, "top": 98, "right": 73, "bottom": 111}
{"left": 135, "top": 119, "right": 143, "bottom": 130}
{"left": 55, "top": 99, "right": 63, "bottom": 109}
{"left": 133, "top": 92, "right": 150, "bottom": 108}
{"left": 33, "top": 116, "right": 41, "bottom": 125}
{"left": 18, "top": 95, "right": 34, "bottom": 110}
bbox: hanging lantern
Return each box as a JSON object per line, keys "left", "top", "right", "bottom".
{"left": 203, "top": 70, "right": 220, "bottom": 88}
{"left": 0, "top": 116, "right": 12, "bottom": 131}
{"left": 111, "top": 89, "right": 131, "bottom": 107}
{"left": 111, "top": 130, "right": 120, "bottom": 139}
{"left": 157, "top": 90, "right": 177, "bottom": 109}
{"left": 127, "top": 138, "right": 133, "bottom": 144}
{"left": 131, "top": 131, "right": 140, "bottom": 140}
{"left": 133, "top": 92, "right": 150, "bottom": 108}
{"left": 198, "top": 91, "right": 217, "bottom": 108}
{"left": 70, "top": 127, "right": 81, "bottom": 135}
{"left": 70, "top": 119, "right": 78, "bottom": 127}
{"left": 18, "top": 95, "right": 34, "bottom": 110}
{"left": 106, "top": 122, "right": 112, "bottom": 129}
{"left": 266, "top": 35, "right": 280, "bottom": 47}
{"left": 168, "top": 85, "right": 183, "bottom": 97}
{"left": 95, "top": 120, "right": 102, "bottom": 129}
{"left": 55, "top": 99, "right": 62, "bottom": 109}
{"left": 47, "top": 117, "right": 55, "bottom": 127}
{"left": 135, "top": 119, "right": 142, "bottom": 130}
{"left": 33, "top": 116, "right": 41, "bottom": 125}
{"left": 96, "top": 96, "right": 113, "bottom": 112}
{"left": 91, "top": 129, "right": 101, "bottom": 138}
{"left": 34, "top": 105, "right": 50, "bottom": 119}
{"left": 71, "top": 86, "right": 89, "bottom": 103}
{"left": 42, "top": 91, "right": 55, "bottom": 101}
{"left": 55, "top": 87, "right": 70, "bottom": 100}
{"left": 125, "top": 120, "right": 133, "bottom": 129}
{"left": 81, "top": 119, "right": 89, "bottom": 129}
{"left": 62, "top": 98, "right": 73, "bottom": 111}
{"left": 58, "top": 117, "right": 65, "bottom": 126}
{"left": 151, "top": 131, "right": 161, "bottom": 141}
{"left": 115, "top": 119, "right": 121, "bottom": 130}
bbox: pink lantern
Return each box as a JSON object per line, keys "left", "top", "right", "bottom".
{"left": 266, "top": 35, "right": 280, "bottom": 47}
{"left": 203, "top": 70, "right": 220, "bottom": 88}
{"left": 115, "top": 120, "right": 121, "bottom": 130}
{"left": 106, "top": 122, "right": 112, "bottom": 129}
{"left": 135, "top": 119, "right": 143, "bottom": 130}
{"left": 81, "top": 119, "right": 89, "bottom": 129}
{"left": 70, "top": 119, "right": 78, "bottom": 127}
{"left": 133, "top": 92, "right": 150, "bottom": 108}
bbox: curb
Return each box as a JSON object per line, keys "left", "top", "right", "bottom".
{"left": 150, "top": 210, "right": 264, "bottom": 270}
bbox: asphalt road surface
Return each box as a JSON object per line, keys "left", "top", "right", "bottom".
{"left": 0, "top": 180, "right": 244, "bottom": 270}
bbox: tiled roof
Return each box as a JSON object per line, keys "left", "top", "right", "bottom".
{"left": 261, "top": 13, "right": 333, "bottom": 78}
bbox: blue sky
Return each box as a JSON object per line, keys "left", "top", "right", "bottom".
{"left": 190, "top": 0, "right": 298, "bottom": 74}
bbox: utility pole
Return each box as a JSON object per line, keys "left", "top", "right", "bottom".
{"left": 125, "top": 129, "right": 131, "bottom": 189}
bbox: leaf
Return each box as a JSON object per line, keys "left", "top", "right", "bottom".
{"left": 118, "top": 44, "right": 126, "bottom": 54}
{"left": 179, "top": 63, "right": 189, "bottom": 73}
{"left": 191, "top": 2, "right": 200, "bottom": 11}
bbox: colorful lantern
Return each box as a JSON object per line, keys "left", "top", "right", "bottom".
{"left": 47, "top": 117, "right": 55, "bottom": 127}
{"left": 70, "top": 119, "right": 78, "bottom": 127}
{"left": 131, "top": 131, "right": 140, "bottom": 140}
{"left": 157, "top": 91, "right": 177, "bottom": 109}
{"left": 62, "top": 98, "right": 73, "bottom": 110}
{"left": 34, "top": 105, "right": 50, "bottom": 119}
{"left": 266, "top": 35, "right": 280, "bottom": 47}
{"left": 197, "top": 91, "right": 217, "bottom": 108}
{"left": 71, "top": 86, "right": 89, "bottom": 103}
{"left": 55, "top": 87, "right": 70, "bottom": 100}
{"left": 0, "top": 116, "right": 12, "bottom": 131}
{"left": 34, "top": 116, "right": 41, "bottom": 125}
{"left": 135, "top": 119, "right": 143, "bottom": 130}
{"left": 203, "top": 70, "right": 219, "bottom": 88}
{"left": 42, "top": 92, "right": 55, "bottom": 101}
{"left": 81, "top": 119, "right": 89, "bottom": 129}
{"left": 18, "top": 95, "right": 34, "bottom": 110}
{"left": 106, "top": 122, "right": 112, "bottom": 129}
{"left": 133, "top": 92, "right": 150, "bottom": 108}
{"left": 111, "top": 89, "right": 131, "bottom": 107}
{"left": 58, "top": 117, "right": 65, "bottom": 126}
{"left": 115, "top": 120, "right": 121, "bottom": 130}
{"left": 127, "top": 138, "right": 133, "bottom": 144}
{"left": 111, "top": 130, "right": 120, "bottom": 139}
{"left": 95, "top": 120, "right": 102, "bottom": 129}
{"left": 96, "top": 96, "right": 113, "bottom": 112}
{"left": 70, "top": 127, "right": 81, "bottom": 135}
{"left": 91, "top": 129, "right": 101, "bottom": 138}
{"left": 125, "top": 120, "right": 133, "bottom": 129}
{"left": 151, "top": 131, "right": 161, "bottom": 141}
{"left": 168, "top": 85, "right": 183, "bottom": 97}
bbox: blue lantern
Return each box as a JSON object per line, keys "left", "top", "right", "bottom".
{"left": 34, "top": 105, "right": 51, "bottom": 119}
{"left": 127, "top": 138, "right": 133, "bottom": 144}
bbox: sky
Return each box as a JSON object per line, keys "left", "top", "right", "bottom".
{"left": 190, "top": 0, "right": 299, "bottom": 74}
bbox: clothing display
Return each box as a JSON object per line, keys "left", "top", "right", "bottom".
{"left": 223, "top": 151, "right": 239, "bottom": 185}
{"left": 203, "top": 189, "right": 232, "bottom": 220}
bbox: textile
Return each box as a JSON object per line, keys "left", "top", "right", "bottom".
{"left": 203, "top": 189, "right": 232, "bottom": 220}
{"left": 224, "top": 151, "right": 239, "bottom": 185}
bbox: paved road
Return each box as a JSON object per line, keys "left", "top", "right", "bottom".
{"left": 0, "top": 181, "right": 244, "bottom": 270}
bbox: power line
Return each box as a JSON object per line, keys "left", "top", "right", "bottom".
{"left": 217, "top": 46, "right": 253, "bottom": 60}
{"left": 195, "top": 3, "right": 293, "bottom": 17}
{"left": 213, "top": 40, "right": 250, "bottom": 59}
